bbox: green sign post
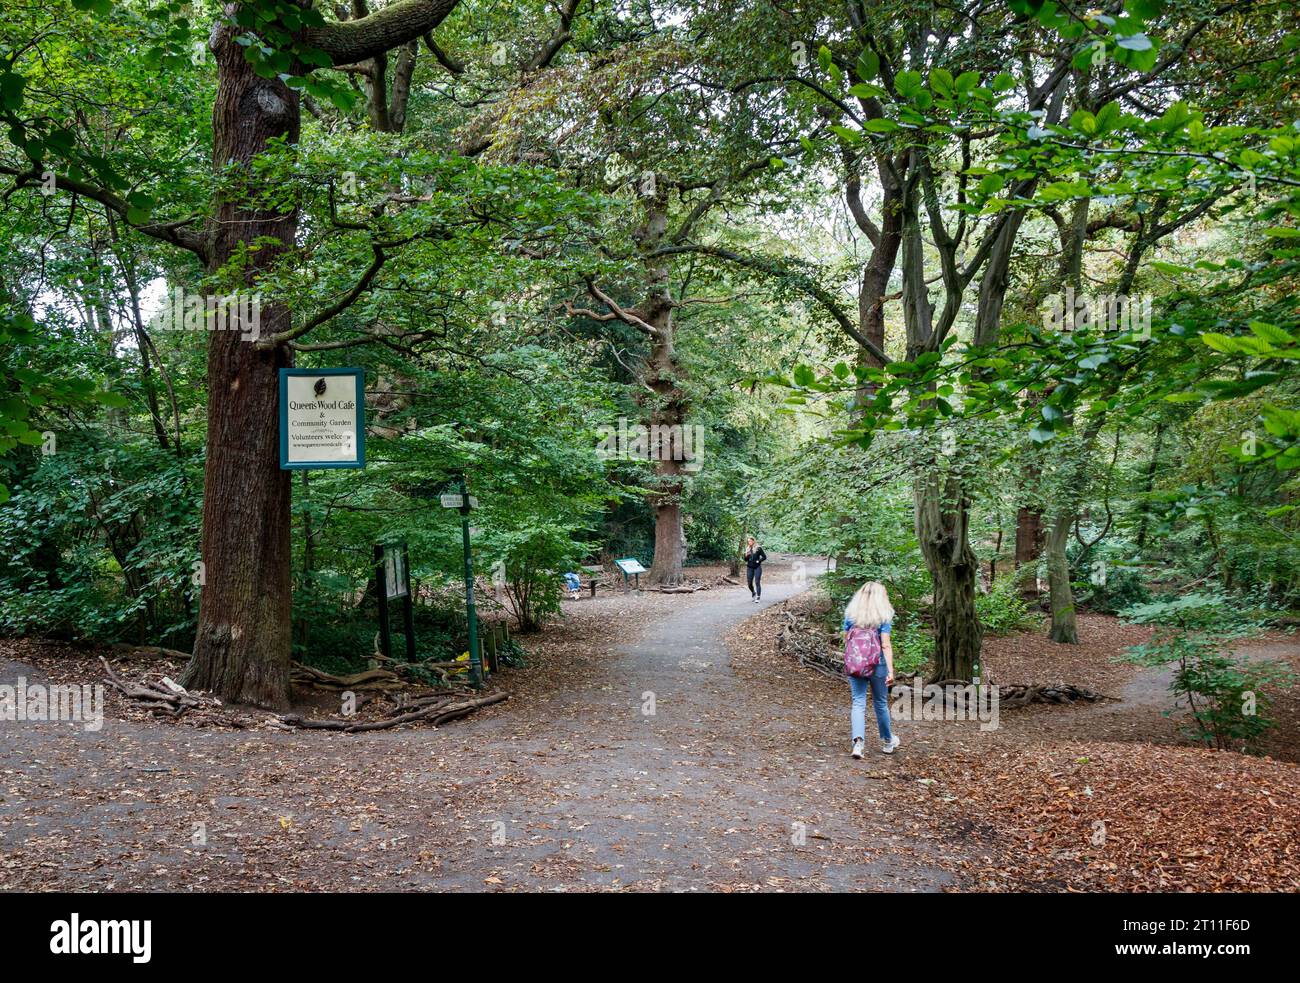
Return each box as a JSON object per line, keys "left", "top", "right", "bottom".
{"left": 442, "top": 476, "right": 483, "bottom": 688}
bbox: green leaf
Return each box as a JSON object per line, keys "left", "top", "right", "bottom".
{"left": 1199, "top": 332, "right": 1240, "bottom": 353}
{"left": 0, "top": 72, "right": 26, "bottom": 112}
{"left": 1116, "top": 33, "right": 1153, "bottom": 52}
{"left": 894, "top": 70, "right": 923, "bottom": 98}
{"left": 848, "top": 83, "right": 887, "bottom": 99}
{"left": 856, "top": 49, "right": 879, "bottom": 81}
{"left": 1250, "top": 322, "right": 1294, "bottom": 345}
{"left": 1029, "top": 426, "right": 1055, "bottom": 444}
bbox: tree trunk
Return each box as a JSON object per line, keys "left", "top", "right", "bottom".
{"left": 647, "top": 483, "right": 685, "bottom": 585}
{"left": 644, "top": 327, "right": 687, "bottom": 586}
{"left": 914, "top": 473, "right": 982, "bottom": 682}
{"left": 1014, "top": 505, "right": 1044, "bottom": 599}
{"left": 1045, "top": 511, "right": 1077, "bottom": 643}
{"left": 635, "top": 187, "right": 688, "bottom": 587}
{"left": 180, "top": 24, "right": 298, "bottom": 708}
{"left": 900, "top": 180, "right": 982, "bottom": 684}
{"left": 1134, "top": 423, "right": 1166, "bottom": 549}
{"left": 1014, "top": 506, "right": 1043, "bottom": 565}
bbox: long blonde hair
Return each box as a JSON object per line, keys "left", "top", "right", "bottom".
{"left": 845, "top": 581, "right": 894, "bottom": 628}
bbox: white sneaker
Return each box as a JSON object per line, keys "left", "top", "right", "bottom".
{"left": 850, "top": 739, "right": 864, "bottom": 759}
{"left": 881, "top": 736, "right": 900, "bottom": 754}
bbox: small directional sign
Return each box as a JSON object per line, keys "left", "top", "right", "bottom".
{"left": 440, "top": 494, "right": 479, "bottom": 509}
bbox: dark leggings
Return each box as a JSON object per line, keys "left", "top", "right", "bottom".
{"left": 746, "top": 565, "right": 762, "bottom": 598}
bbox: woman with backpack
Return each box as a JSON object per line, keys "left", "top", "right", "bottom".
{"left": 843, "top": 581, "right": 900, "bottom": 757}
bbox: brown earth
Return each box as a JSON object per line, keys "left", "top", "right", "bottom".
{"left": 1, "top": 556, "right": 1296, "bottom": 892}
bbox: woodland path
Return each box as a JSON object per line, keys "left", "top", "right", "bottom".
{"left": 0, "top": 558, "right": 964, "bottom": 892}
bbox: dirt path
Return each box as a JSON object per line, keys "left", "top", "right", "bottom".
{"left": 0, "top": 561, "right": 964, "bottom": 892}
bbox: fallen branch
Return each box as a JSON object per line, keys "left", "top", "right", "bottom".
{"left": 280, "top": 691, "right": 508, "bottom": 732}
{"left": 109, "top": 643, "right": 193, "bottom": 662}
{"left": 290, "top": 663, "right": 406, "bottom": 691}
{"left": 99, "top": 656, "right": 203, "bottom": 715}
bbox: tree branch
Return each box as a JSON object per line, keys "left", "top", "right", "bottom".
{"left": 653, "top": 243, "right": 890, "bottom": 365}
{"left": 1, "top": 164, "right": 208, "bottom": 260}
{"left": 306, "top": 0, "right": 463, "bottom": 66}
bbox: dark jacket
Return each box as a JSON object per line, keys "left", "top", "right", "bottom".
{"left": 745, "top": 547, "right": 767, "bottom": 570}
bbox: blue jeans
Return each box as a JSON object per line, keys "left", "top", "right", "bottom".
{"left": 849, "top": 660, "right": 892, "bottom": 742}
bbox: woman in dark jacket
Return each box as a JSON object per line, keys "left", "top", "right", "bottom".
{"left": 743, "top": 537, "right": 767, "bottom": 602}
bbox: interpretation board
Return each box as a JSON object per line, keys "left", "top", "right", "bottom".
{"left": 383, "top": 544, "right": 409, "bottom": 600}
{"left": 279, "top": 368, "right": 366, "bottom": 469}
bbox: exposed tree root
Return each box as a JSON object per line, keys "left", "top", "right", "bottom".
{"left": 774, "top": 611, "right": 1114, "bottom": 704}
{"left": 99, "top": 656, "right": 204, "bottom": 717}
{"left": 280, "top": 691, "right": 508, "bottom": 732}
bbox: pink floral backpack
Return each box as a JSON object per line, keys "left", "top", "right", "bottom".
{"left": 844, "top": 624, "right": 882, "bottom": 678}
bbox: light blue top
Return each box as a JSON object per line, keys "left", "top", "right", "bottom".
{"left": 843, "top": 618, "right": 891, "bottom": 634}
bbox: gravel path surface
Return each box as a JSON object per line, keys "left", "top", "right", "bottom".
{"left": 0, "top": 558, "right": 963, "bottom": 892}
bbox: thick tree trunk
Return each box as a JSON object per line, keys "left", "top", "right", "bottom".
{"left": 635, "top": 189, "right": 688, "bottom": 587}
{"left": 898, "top": 178, "right": 982, "bottom": 684}
{"left": 1045, "top": 511, "right": 1077, "bottom": 643}
{"left": 1014, "top": 507, "right": 1043, "bottom": 565}
{"left": 180, "top": 25, "right": 298, "bottom": 708}
{"left": 644, "top": 328, "right": 687, "bottom": 586}
{"left": 915, "top": 474, "right": 982, "bottom": 682}
{"left": 1014, "top": 505, "right": 1044, "bottom": 599}
{"left": 647, "top": 483, "right": 685, "bottom": 585}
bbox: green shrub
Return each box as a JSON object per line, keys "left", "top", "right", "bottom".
{"left": 976, "top": 576, "right": 1039, "bottom": 635}
{"left": 1120, "top": 593, "right": 1295, "bottom": 753}
{"left": 481, "top": 520, "right": 585, "bottom": 632}
{"left": 889, "top": 618, "right": 933, "bottom": 675}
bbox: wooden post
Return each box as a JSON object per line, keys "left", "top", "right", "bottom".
{"left": 400, "top": 545, "right": 416, "bottom": 664}
{"left": 483, "top": 625, "right": 493, "bottom": 674}
{"left": 373, "top": 544, "right": 392, "bottom": 661}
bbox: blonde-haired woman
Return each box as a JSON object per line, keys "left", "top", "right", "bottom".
{"left": 843, "top": 581, "right": 899, "bottom": 757}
